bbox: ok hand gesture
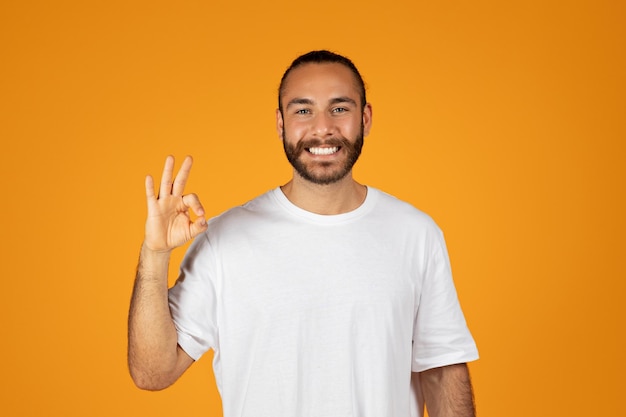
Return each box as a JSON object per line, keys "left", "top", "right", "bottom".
{"left": 143, "top": 156, "right": 208, "bottom": 253}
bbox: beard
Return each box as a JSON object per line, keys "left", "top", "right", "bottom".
{"left": 282, "top": 128, "right": 364, "bottom": 185}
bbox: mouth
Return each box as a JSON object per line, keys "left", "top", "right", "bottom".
{"left": 306, "top": 146, "right": 340, "bottom": 156}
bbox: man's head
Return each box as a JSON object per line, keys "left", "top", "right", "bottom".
{"left": 276, "top": 51, "right": 372, "bottom": 185}
{"left": 278, "top": 50, "right": 367, "bottom": 114}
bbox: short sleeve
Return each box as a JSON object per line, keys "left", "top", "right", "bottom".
{"left": 411, "top": 228, "right": 479, "bottom": 372}
{"left": 168, "top": 232, "right": 219, "bottom": 361}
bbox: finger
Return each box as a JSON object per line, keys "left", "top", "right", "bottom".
{"left": 159, "top": 155, "right": 175, "bottom": 198}
{"left": 145, "top": 175, "right": 156, "bottom": 200}
{"left": 182, "top": 193, "right": 205, "bottom": 217}
{"left": 172, "top": 155, "right": 193, "bottom": 196}
{"left": 189, "top": 217, "right": 208, "bottom": 239}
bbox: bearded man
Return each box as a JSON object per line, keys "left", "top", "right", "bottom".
{"left": 128, "top": 50, "right": 479, "bottom": 417}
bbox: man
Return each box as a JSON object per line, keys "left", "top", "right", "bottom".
{"left": 128, "top": 50, "right": 479, "bottom": 417}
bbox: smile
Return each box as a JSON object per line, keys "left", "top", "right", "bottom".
{"left": 307, "top": 146, "right": 340, "bottom": 156}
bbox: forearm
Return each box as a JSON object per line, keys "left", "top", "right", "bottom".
{"left": 419, "top": 363, "right": 476, "bottom": 417}
{"left": 127, "top": 245, "right": 184, "bottom": 390}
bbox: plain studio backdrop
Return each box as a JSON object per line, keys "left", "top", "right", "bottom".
{"left": 1, "top": 1, "right": 624, "bottom": 416}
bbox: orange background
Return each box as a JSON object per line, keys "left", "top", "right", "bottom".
{"left": 1, "top": 1, "right": 624, "bottom": 416}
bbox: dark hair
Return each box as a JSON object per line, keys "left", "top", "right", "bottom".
{"left": 278, "top": 50, "right": 367, "bottom": 112}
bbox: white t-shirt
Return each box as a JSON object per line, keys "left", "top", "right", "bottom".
{"left": 169, "top": 187, "right": 478, "bottom": 417}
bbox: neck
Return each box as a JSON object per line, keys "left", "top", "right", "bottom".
{"left": 281, "top": 172, "right": 367, "bottom": 215}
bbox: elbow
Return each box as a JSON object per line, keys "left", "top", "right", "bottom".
{"left": 128, "top": 355, "right": 177, "bottom": 391}
{"left": 129, "top": 367, "right": 174, "bottom": 391}
{"left": 127, "top": 343, "right": 191, "bottom": 390}
{"left": 133, "top": 379, "right": 171, "bottom": 392}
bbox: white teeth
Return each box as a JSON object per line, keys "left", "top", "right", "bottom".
{"left": 308, "top": 146, "right": 339, "bottom": 155}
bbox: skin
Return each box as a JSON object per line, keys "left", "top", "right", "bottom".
{"left": 128, "top": 155, "right": 201, "bottom": 389}
{"left": 416, "top": 364, "right": 476, "bottom": 417}
{"left": 128, "top": 62, "right": 476, "bottom": 416}
{"left": 276, "top": 62, "right": 372, "bottom": 214}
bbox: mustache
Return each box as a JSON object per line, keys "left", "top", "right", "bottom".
{"left": 292, "top": 137, "right": 352, "bottom": 156}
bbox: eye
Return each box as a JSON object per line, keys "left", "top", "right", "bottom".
{"left": 332, "top": 107, "right": 348, "bottom": 113}
{"left": 295, "top": 108, "right": 311, "bottom": 115}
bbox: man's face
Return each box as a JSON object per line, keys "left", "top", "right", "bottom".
{"left": 277, "top": 63, "right": 372, "bottom": 185}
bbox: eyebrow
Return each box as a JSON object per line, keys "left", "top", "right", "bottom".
{"left": 286, "top": 98, "right": 314, "bottom": 109}
{"left": 329, "top": 96, "right": 357, "bottom": 107}
{"left": 286, "top": 96, "right": 358, "bottom": 109}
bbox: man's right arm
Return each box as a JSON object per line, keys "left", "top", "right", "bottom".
{"left": 128, "top": 246, "right": 193, "bottom": 390}
{"left": 127, "top": 156, "right": 207, "bottom": 390}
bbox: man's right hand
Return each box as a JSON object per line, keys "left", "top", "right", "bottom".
{"left": 143, "top": 155, "right": 208, "bottom": 253}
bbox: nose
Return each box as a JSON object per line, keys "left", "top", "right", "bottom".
{"left": 311, "top": 112, "right": 335, "bottom": 137}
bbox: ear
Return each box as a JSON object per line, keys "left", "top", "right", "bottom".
{"left": 362, "top": 103, "right": 373, "bottom": 136}
{"left": 276, "top": 108, "right": 284, "bottom": 139}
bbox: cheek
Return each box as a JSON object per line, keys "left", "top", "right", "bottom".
{"left": 341, "top": 119, "right": 361, "bottom": 135}
{"left": 284, "top": 122, "right": 307, "bottom": 139}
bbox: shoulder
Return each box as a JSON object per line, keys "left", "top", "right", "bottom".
{"left": 203, "top": 189, "right": 282, "bottom": 238}
{"left": 369, "top": 187, "right": 441, "bottom": 231}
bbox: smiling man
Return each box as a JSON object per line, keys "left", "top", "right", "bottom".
{"left": 280, "top": 60, "right": 369, "bottom": 189}
{"left": 128, "top": 50, "right": 479, "bottom": 417}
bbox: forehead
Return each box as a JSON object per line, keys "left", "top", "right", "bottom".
{"left": 281, "top": 62, "right": 361, "bottom": 104}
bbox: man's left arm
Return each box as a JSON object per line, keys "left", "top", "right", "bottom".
{"left": 417, "top": 363, "right": 476, "bottom": 417}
